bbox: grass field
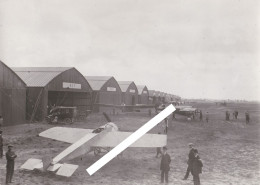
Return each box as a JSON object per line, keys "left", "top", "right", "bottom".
{"left": 0, "top": 102, "right": 259, "bottom": 185}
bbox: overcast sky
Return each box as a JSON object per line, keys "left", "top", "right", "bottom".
{"left": 0, "top": 0, "right": 259, "bottom": 100}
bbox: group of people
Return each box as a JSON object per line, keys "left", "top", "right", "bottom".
{"left": 225, "top": 110, "right": 250, "bottom": 124}
{"left": 199, "top": 111, "right": 209, "bottom": 123}
{"left": 157, "top": 143, "right": 203, "bottom": 184}
{"left": 183, "top": 143, "right": 203, "bottom": 185}
{"left": 0, "top": 130, "right": 17, "bottom": 184}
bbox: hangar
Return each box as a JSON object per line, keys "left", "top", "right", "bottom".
{"left": 165, "top": 94, "right": 171, "bottom": 103}
{"left": 0, "top": 61, "right": 26, "bottom": 125}
{"left": 12, "top": 67, "right": 92, "bottom": 121}
{"left": 155, "top": 91, "right": 162, "bottom": 104}
{"left": 136, "top": 85, "right": 149, "bottom": 105}
{"left": 148, "top": 90, "right": 156, "bottom": 104}
{"left": 84, "top": 76, "right": 122, "bottom": 113}
{"left": 118, "top": 81, "right": 138, "bottom": 111}
{"left": 160, "top": 92, "right": 166, "bottom": 103}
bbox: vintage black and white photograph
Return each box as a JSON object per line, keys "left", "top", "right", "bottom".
{"left": 0, "top": 0, "right": 259, "bottom": 184}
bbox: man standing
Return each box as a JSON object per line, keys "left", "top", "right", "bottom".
{"left": 156, "top": 132, "right": 162, "bottom": 158}
{"left": 6, "top": 145, "right": 17, "bottom": 184}
{"left": 183, "top": 143, "right": 195, "bottom": 180}
{"left": 245, "top": 111, "right": 250, "bottom": 124}
{"left": 0, "top": 115, "right": 3, "bottom": 128}
{"left": 192, "top": 149, "right": 203, "bottom": 185}
{"left": 235, "top": 111, "right": 238, "bottom": 119}
{"left": 0, "top": 130, "right": 3, "bottom": 158}
{"left": 205, "top": 112, "right": 209, "bottom": 123}
{"left": 199, "top": 111, "right": 203, "bottom": 121}
{"left": 160, "top": 146, "right": 171, "bottom": 183}
{"left": 164, "top": 118, "right": 169, "bottom": 134}
{"left": 226, "top": 111, "right": 230, "bottom": 121}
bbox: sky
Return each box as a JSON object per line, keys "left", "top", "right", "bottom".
{"left": 0, "top": 0, "right": 259, "bottom": 100}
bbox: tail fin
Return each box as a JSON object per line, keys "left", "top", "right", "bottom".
{"left": 42, "top": 156, "right": 52, "bottom": 171}
{"left": 20, "top": 158, "right": 43, "bottom": 170}
{"left": 55, "top": 163, "right": 78, "bottom": 177}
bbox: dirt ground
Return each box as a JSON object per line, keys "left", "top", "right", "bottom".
{"left": 0, "top": 102, "right": 259, "bottom": 185}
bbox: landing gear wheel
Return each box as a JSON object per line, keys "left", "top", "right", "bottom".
{"left": 64, "top": 118, "right": 72, "bottom": 124}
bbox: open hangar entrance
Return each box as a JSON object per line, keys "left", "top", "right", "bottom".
{"left": 13, "top": 67, "right": 92, "bottom": 121}
{"left": 136, "top": 85, "right": 149, "bottom": 105}
{"left": 118, "top": 81, "right": 139, "bottom": 112}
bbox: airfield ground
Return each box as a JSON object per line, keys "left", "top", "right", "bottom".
{"left": 0, "top": 102, "right": 259, "bottom": 185}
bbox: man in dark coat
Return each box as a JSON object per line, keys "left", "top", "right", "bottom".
{"left": 191, "top": 149, "right": 203, "bottom": 185}
{"left": 6, "top": 145, "right": 17, "bottom": 184}
{"left": 245, "top": 111, "right": 250, "bottom": 124}
{"left": 199, "top": 111, "right": 203, "bottom": 121}
{"left": 160, "top": 146, "right": 171, "bottom": 183}
{"left": 183, "top": 143, "right": 196, "bottom": 180}
{"left": 156, "top": 132, "right": 162, "bottom": 158}
{"left": 0, "top": 130, "right": 3, "bottom": 158}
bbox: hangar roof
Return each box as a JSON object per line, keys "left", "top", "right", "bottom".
{"left": 148, "top": 90, "right": 156, "bottom": 96}
{"left": 136, "top": 85, "right": 148, "bottom": 95}
{"left": 12, "top": 67, "right": 72, "bottom": 87}
{"left": 84, "top": 76, "right": 113, "bottom": 91}
{"left": 117, "top": 81, "right": 135, "bottom": 92}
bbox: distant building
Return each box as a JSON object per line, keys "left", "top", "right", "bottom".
{"left": 148, "top": 90, "right": 156, "bottom": 105}
{"left": 136, "top": 85, "right": 149, "bottom": 105}
{"left": 12, "top": 67, "right": 92, "bottom": 121}
{"left": 84, "top": 76, "right": 122, "bottom": 113}
{"left": 0, "top": 61, "right": 26, "bottom": 125}
{"left": 118, "top": 81, "right": 138, "bottom": 111}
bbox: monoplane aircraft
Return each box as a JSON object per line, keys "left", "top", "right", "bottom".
{"left": 20, "top": 113, "right": 166, "bottom": 177}
{"left": 174, "top": 106, "right": 198, "bottom": 119}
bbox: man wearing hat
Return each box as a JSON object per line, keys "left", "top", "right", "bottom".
{"left": 0, "top": 130, "right": 3, "bottom": 158}
{"left": 6, "top": 145, "right": 17, "bottom": 184}
{"left": 191, "top": 149, "right": 203, "bottom": 185}
{"left": 183, "top": 143, "right": 196, "bottom": 180}
{"left": 160, "top": 146, "right": 171, "bottom": 183}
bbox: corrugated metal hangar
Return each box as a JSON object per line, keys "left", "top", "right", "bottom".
{"left": 148, "top": 90, "right": 156, "bottom": 104}
{"left": 12, "top": 67, "right": 92, "bottom": 121}
{"left": 84, "top": 76, "right": 122, "bottom": 113}
{"left": 136, "top": 85, "right": 149, "bottom": 105}
{"left": 118, "top": 81, "right": 138, "bottom": 111}
{"left": 0, "top": 61, "right": 26, "bottom": 125}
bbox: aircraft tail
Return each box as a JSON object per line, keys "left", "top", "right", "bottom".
{"left": 20, "top": 158, "right": 43, "bottom": 170}
{"left": 21, "top": 158, "right": 78, "bottom": 177}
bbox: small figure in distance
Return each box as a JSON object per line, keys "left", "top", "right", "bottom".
{"left": 156, "top": 132, "right": 162, "bottom": 158}
{"left": 0, "top": 130, "right": 3, "bottom": 158}
{"left": 205, "top": 112, "right": 209, "bottom": 123}
{"left": 199, "top": 111, "right": 203, "bottom": 122}
{"left": 164, "top": 118, "right": 168, "bottom": 134}
{"left": 245, "top": 111, "right": 250, "bottom": 124}
{"left": 0, "top": 115, "right": 3, "bottom": 128}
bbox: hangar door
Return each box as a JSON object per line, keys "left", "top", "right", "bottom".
{"left": 48, "top": 91, "right": 91, "bottom": 112}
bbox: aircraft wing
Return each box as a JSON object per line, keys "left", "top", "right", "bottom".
{"left": 181, "top": 107, "right": 197, "bottom": 112}
{"left": 39, "top": 127, "right": 95, "bottom": 144}
{"left": 91, "top": 131, "right": 167, "bottom": 148}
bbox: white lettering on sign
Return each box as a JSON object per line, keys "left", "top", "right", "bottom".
{"left": 63, "top": 82, "right": 81, "bottom": 89}
{"left": 107, "top": 87, "right": 116, "bottom": 92}
{"left": 143, "top": 91, "right": 147, "bottom": 94}
{"left": 129, "top": 89, "right": 135, "bottom": 93}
